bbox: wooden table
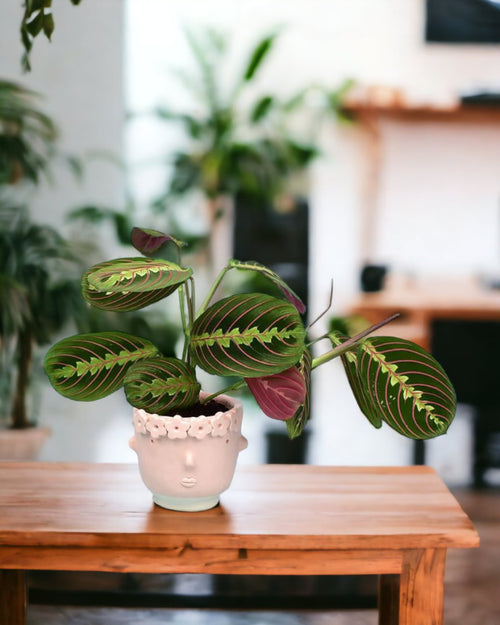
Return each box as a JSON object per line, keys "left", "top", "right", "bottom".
{"left": 0, "top": 463, "right": 479, "bottom": 625}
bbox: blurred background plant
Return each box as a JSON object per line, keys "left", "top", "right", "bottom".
{"left": 0, "top": 205, "right": 84, "bottom": 429}
{"left": 0, "top": 79, "right": 81, "bottom": 187}
{"left": 19, "top": 0, "right": 82, "bottom": 72}
{"left": 70, "top": 28, "right": 353, "bottom": 270}
{"left": 0, "top": 77, "right": 181, "bottom": 430}
{"left": 0, "top": 78, "right": 82, "bottom": 429}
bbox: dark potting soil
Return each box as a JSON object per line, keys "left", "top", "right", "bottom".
{"left": 163, "top": 400, "right": 228, "bottom": 418}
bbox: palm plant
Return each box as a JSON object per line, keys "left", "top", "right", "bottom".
{"left": 0, "top": 76, "right": 89, "bottom": 430}
{"left": 0, "top": 205, "right": 84, "bottom": 429}
{"left": 0, "top": 79, "right": 59, "bottom": 186}
{"left": 0, "top": 79, "right": 82, "bottom": 191}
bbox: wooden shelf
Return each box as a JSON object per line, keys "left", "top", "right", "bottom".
{"left": 342, "top": 101, "right": 500, "bottom": 122}
{"left": 348, "top": 282, "right": 500, "bottom": 352}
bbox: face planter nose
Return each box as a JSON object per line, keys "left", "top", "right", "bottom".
{"left": 184, "top": 450, "right": 195, "bottom": 469}
{"left": 180, "top": 449, "right": 197, "bottom": 488}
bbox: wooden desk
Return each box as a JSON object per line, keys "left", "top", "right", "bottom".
{"left": 349, "top": 282, "right": 500, "bottom": 351}
{"left": 0, "top": 463, "right": 479, "bottom": 625}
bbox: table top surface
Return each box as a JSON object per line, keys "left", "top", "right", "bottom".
{"left": 0, "top": 463, "right": 478, "bottom": 552}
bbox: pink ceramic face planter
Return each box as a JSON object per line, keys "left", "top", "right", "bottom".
{"left": 129, "top": 395, "right": 247, "bottom": 511}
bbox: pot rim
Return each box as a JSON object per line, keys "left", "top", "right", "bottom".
{"left": 133, "top": 393, "right": 243, "bottom": 441}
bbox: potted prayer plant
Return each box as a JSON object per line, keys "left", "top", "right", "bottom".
{"left": 44, "top": 227, "right": 457, "bottom": 511}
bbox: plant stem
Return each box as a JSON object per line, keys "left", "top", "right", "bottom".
{"left": 201, "top": 380, "right": 247, "bottom": 404}
{"left": 11, "top": 329, "right": 33, "bottom": 429}
{"left": 198, "top": 264, "right": 232, "bottom": 315}
{"left": 186, "top": 276, "right": 195, "bottom": 326}
{"left": 311, "top": 313, "right": 400, "bottom": 370}
{"left": 178, "top": 285, "right": 190, "bottom": 363}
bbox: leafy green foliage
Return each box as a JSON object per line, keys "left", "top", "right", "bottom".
{"left": 331, "top": 331, "right": 457, "bottom": 440}
{"left": 286, "top": 348, "right": 312, "bottom": 439}
{"left": 150, "top": 28, "right": 350, "bottom": 214}
{"left": 0, "top": 206, "right": 84, "bottom": 427}
{"left": 190, "top": 294, "right": 306, "bottom": 377}
{"left": 20, "top": 0, "right": 82, "bottom": 72}
{"left": 243, "top": 33, "right": 277, "bottom": 81}
{"left": 42, "top": 226, "right": 457, "bottom": 443}
{"left": 0, "top": 80, "right": 57, "bottom": 185}
{"left": 44, "top": 332, "right": 159, "bottom": 401}
{"left": 229, "top": 259, "right": 305, "bottom": 313}
{"left": 124, "top": 357, "right": 200, "bottom": 415}
{"left": 81, "top": 257, "right": 192, "bottom": 312}
{"left": 331, "top": 332, "right": 384, "bottom": 429}
{"left": 0, "top": 79, "right": 83, "bottom": 188}
{"left": 359, "top": 336, "right": 456, "bottom": 439}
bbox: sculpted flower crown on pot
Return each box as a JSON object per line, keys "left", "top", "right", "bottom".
{"left": 44, "top": 227, "right": 457, "bottom": 442}
{"left": 133, "top": 407, "right": 242, "bottom": 440}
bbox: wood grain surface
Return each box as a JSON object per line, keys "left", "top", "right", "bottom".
{"left": 0, "top": 463, "right": 478, "bottom": 553}
{"left": 0, "top": 463, "right": 480, "bottom": 625}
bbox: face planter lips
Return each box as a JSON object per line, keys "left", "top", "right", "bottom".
{"left": 181, "top": 476, "right": 197, "bottom": 488}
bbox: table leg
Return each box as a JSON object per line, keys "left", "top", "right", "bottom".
{"left": 378, "top": 574, "right": 400, "bottom": 624}
{"left": 0, "top": 570, "right": 26, "bottom": 625}
{"left": 379, "top": 549, "right": 446, "bottom": 625}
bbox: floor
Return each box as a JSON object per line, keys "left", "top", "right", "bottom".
{"left": 26, "top": 487, "right": 500, "bottom": 625}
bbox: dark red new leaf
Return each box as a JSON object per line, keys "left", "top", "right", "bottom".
{"left": 131, "top": 227, "right": 186, "bottom": 256}
{"left": 246, "top": 365, "right": 306, "bottom": 421}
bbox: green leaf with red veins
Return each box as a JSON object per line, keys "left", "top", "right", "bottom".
{"left": 81, "top": 257, "right": 192, "bottom": 312}
{"left": 330, "top": 331, "right": 384, "bottom": 429}
{"left": 286, "top": 348, "right": 312, "bottom": 439}
{"left": 357, "top": 336, "right": 456, "bottom": 440}
{"left": 229, "top": 259, "right": 306, "bottom": 313}
{"left": 124, "top": 357, "right": 200, "bottom": 414}
{"left": 44, "top": 332, "right": 159, "bottom": 401}
{"left": 190, "top": 293, "right": 306, "bottom": 377}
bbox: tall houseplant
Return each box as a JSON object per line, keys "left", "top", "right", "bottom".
{"left": 0, "top": 207, "right": 83, "bottom": 459}
{"left": 0, "top": 79, "right": 84, "bottom": 457}
{"left": 44, "top": 227, "right": 457, "bottom": 510}
{"left": 0, "top": 79, "right": 57, "bottom": 185}
{"left": 0, "top": 79, "right": 81, "bottom": 189}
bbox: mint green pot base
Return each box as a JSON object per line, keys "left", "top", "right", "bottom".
{"left": 153, "top": 493, "right": 220, "bottom": 512}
